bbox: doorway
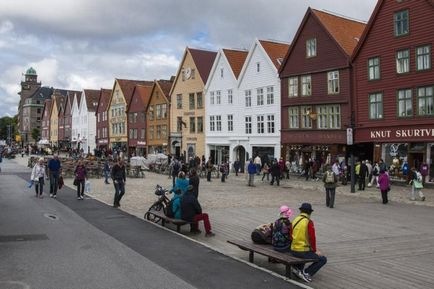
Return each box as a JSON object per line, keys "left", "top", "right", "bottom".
{"left": 234, "top": 146, "right": 246, "bottom": 173}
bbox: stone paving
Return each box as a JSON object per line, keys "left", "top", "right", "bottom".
{"left": 15, "top": 156, "right": 434, "bottom": 289}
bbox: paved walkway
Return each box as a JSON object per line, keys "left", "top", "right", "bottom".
{"left": 15, "top": 156, "right": 434, "bottom": 289}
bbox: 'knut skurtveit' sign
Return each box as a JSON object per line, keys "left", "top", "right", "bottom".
{"left": 370, "top": 128, "right": 434, "bottom": 139}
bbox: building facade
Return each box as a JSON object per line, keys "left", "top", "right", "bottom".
{"left": 41, "top": 99, "right": 52, "bottom": 142}
{"left": 96, "top": 89, "right": 112, "bottom": 150}
{"left": 352, "top": 0, "right": 434, "bottom": 182}
{"left": 71, "top": 92, "right": 82, "bottom": 149}
{"left": 77, "top": 89, "right": 100, "bottom": 154}
{"left": 169, "top": 47, "right": 217, "bottom": 159}
{"left": 49, "top": 92, "right": 65, "bottom": 147}
{"left": 280, "top": 8, "right": 365, "bottom": 171}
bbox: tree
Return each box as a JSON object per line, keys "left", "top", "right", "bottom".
{"left": 0, "top": 116, "right": 17, "bottom": 142}
{"left": 31, "top": 128, "right": 40, "bottom": 142}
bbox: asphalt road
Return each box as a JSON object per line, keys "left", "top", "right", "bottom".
{"left": 0, "top": 160, "right": 302, "bottom": 289}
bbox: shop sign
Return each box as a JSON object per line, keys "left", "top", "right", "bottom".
{"left": 98, "top": 139, "right": 108, "bottom": 144}
{"left": 370, "top": 128, "right": 434, "bottom": 139}
{"left": 137, "top": 141, "right": 146, "bottom": 146}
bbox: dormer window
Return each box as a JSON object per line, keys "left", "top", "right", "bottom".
{"left": 220, "top": 68, "right": 224, "bottom": 78}
{"left": 394, "top": 10, "right": 409, "bottom": 37}
{"left": 256, "top": 62, "right": 260, "bottom": 72}
{"left": 306, "top": 38, "right": 317, "bottom": 58}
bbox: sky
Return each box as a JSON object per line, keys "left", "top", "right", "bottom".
{"left": 0, "top": 0, "right": 377, "bottom": 117}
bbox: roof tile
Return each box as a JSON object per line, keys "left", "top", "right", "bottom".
{"left": 259, "top": 40, "right": 291, "bottom": 69}
{"left": 188, "top": 48, "right": 217, "bottom": 84}
{"left": 223, "top": 49, "right": 248, "bottom": 79}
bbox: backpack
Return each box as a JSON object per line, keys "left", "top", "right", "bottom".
{"left": 272, "top": 218, "right": 291, "bottom": 248}
{"left": 251, "top": 223, "right": 273, "bottom": 244}
{"left": 325, "top": 171, "right": 335, "bottom": 184}
{"left": 165, "top": 199, "right": 175, "bottom": 218}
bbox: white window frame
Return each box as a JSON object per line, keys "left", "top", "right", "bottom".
{"left": 301, "top": 75, "right": 312, "bottom": 96}
{"left": 245, "top": 116, "right": 252, "bottom": 134}
{"left": 266, "top": 86, "right": 274, "bottom": 104}
{"left": 368, "top": 57, "right": 381, "bottom": 80}
{"left": 416, "top": 45, "right": 431, "bottom": 71}
{"left": 216, "top": 90, "right": 221, "bottom": 105}
{"left": 327, "top": 71, "right": 340, "bottom": 95}
{"left": 257, "top": 115, "right": 265, "bottom": 134}
{"left": 267, "top": 115, "right": 275, "bottom": 133}
{"left": 210, "top": 116, "right": 215, "bottom": 132}
{"left": 369, "top": 93, "right": 383, "bottom": 119}
{"left": 398, "top": 88, "right": 413, "bottom": 117}
{"left": 288, "top": 77, "right": 298, "bottom": 97}
{"left": 257, "top": 88, "right": 264, "bottom": 106}
{"left": 227, "top": 114, "right": 233, "bottom": 132}
{"left": 288, "top": 107, "right": 299, "bottom": 128}
{"left": 216, "top": 115, "right": 222, "bottom": 131}
{"left": 306, "top": 38, "right": 317, "bottom": 58}
{"left": 228, "top": 89, "right": 233, "bottom": 104}
{"left": 317, "top": 105, "right": 341, "bottom": 129}
{"left": 396, "top": 49, "right": 410, "bottom": 74}
{"left": 245, "top": 90, "right": 252, "bottom": 107}
{"left": 301, "top": 106, "right": 312, "bottom": 129}
{"left": 417, "top": 86, "right": 434, "bottom": 116}
{"left": 210, "top": 91, "right": 215, "bottom": 105}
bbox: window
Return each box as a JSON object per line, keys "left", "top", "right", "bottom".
{"left": 327, "top": 71, "right": 340, "bottom": 94}
{"left": 37, "top": 108, "right": 41, "bottom": 114}
{"left": 156, "top": 105, "right": 161, "bottom": 119}
{"left": 210, "top": 91, "right": 215, "bottom": 105}
{"left": 162, "top": 125, "right": 167, "bottom": 138}
{"left": 134, "top": 128, "right": 138, "bottom": 139}
{"left": 306, "top": 38, "right": 317, "bottom": 57}
{"left": 369, "top": 93, "right": 383, "bottom": 119}
{"left": 176, "top": 94, "right": 182, "bottom": 109}
{"left": 267, "top": 115, "right": 275, "bottom": 133}
{"left": 228, "top": 89, "right": 233, "bottom": 104}
{"left": 396, "top": 49, "right": 410, "bottom": 74}
{"left": 245, "top": 90, "right": 252, "bottom": 107}
{"left": 266, "top": 86, "right": 274, "bottom": 104}
{"left": 177, "top": 117, "right": 182, "bottom": 132}
{"left": 216, "top": 115, "right": 222, "bottom": 131}
{"left": 257, "top": 88, "right": 264, "bottom": 106}
{"left": 301, "top": 75, "right": 312, "bottom": 96}
{"left": 156, "top": 125, "right": 161, "bottom": 139}
{"left": 149, "top": 126, "right": 154, "bottom": 139}
{"left": 197, "top": 92, "right": 203, "bottom": 108}
{"left": 288, "top": 107, "right": 299, "bottom": 128}
{"left": 220, "top": 68, "right": 224, "bottom": 78}
{"left": 257, "top": 115, "right": 265, "bottom": 134}
{"left": 301, "top": 106, "right": 312, "bottom": 128}
{"left": 256, "top": 62, "right": 260, "bottom": 72}
{"left": 129, "top": 128, "right": 134, "bottom": 139}
{"left": 245, "top": 116, "right": 252, "bottom": 134}
{"left": 197, "top": 117, "right": 203, "bottom": 133}
{"left": 149, "top": 105, "right": 154, "bottom": 120}
{"left": 190, "top": 117, "right": 195, "bottom": 133}
{"left": 210, "top": 116, "right": 215, "bottom": 131}
{"left": 216, "top": 90, "right": 221, "bottom": 105}
{"left": 189, "top": 93, "right": 195, "bottom": 110}
{"left": 191, "top": 69, "right": 195, "bottom": 79}
{"left": 417, "top": 86, "right": 434, "bottom": 116}
{"left": 368, "top": 57, "right": 381, "bottom": 80}
{"left": 398, "top": 89, "right": 412, "bottom": 117}
{"left": 416, "top": 45, "right": 431, "bottom": 71}
{"left": 141, "top": 128, "right": 145, "bottom": 139}
{"left": 161, "top": 104, "right": 167, "bottom": 119}
{"left": 317, "top": 105, "right": 341, "bottom": 129}
{"left": 288, "top": 77, "right": 298, "bottom": 97}
{"left": 228, "top": 115, "right": 233, "bottom": 132}
{"left": 394, "top": 10, "right": 409, "bottom": 37}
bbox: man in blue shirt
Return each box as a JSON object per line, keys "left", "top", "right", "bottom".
{"left": 47, "top": 155, "right": 62, "bottom": 198}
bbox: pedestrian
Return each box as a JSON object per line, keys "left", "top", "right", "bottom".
{"left": 74, "top": 159, "right": 87, "bottom": 200}
{"left": 47, "top": 154, "right": 62, "bottom": 198}
{"left": 181, "top": 185, "right": 215, "bottom": 237}
{"left": 171, "top": 158, "right": 181, "bottom": 187}
{"left": 254, "top": 155, "right": 262, "bottom": 175}
{"left": 278, "top": 158, "right": 285, "bottom": 180}
{"left": 103, "top": 159, "right": 110, "bottom": 184}
{"left": 285, "top": 159, "right": 291, "bottom": 179}
{"left": 368, "top": 162, "right": 380, "bottom": 187}
{"left": 220, "top": 160, "right": 229, "bottom": 182}
{"left": 189, "top": 169, "right": 200, "bottom": 199}
{"left": 261, "top": 162, "right": 270, "bottom": 181}
{"left": 173, "top": 171, "right": 189, "bottom": 195}
{"left": 365, "top": 160, "right": 373, "bottom": 182}
{"left": 272, "top": 205, "right": 292, "bottom": 252}
{"left": 420, "top": 162, "right": 429, "bottom": 186}
{"left": 234, "top": 158, "right": 241, "bottom": 176}
{"left": 111, "top": 158, "right": 126, "bottom": 208}
{"left": 291, "top": 203, "right": 327, "bottom": 283}
{"left": 31, "top": 157, "right": 47, "bottom": 198}
{"left": 378, "top": 169, "right": 390, "bottom": 204}
{"left": 206, "top": 157, "right": 213, "bottom": 182}
{"left": 247, "top": 159, "right": 256, "bottom": 187}
{"left": 322, "top": 165, "right": 338, "bottom": 208}
{"left": 270, "top": 160, "right": 281, "bottom": 186}
{"left": 304, "top": 159, "right": 311, "bottom": 181}
{"left": 410, "top": 167, "right": 425, "bottom": 201}
{"left": 358, "top": 160, "right": 368, "bottom": 190}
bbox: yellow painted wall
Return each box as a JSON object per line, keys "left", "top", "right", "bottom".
{"left": 108, "top": 80, "right": 128, "bottom": 146}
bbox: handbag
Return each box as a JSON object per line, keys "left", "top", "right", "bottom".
{"left": 413, "top": 180, "right": 423, "bottom": 189}
{"left": 73, "top": 178, "right": 79, "bottom": 186}
{"left": 58, "top": 176, "right": 64, "bottom": 189}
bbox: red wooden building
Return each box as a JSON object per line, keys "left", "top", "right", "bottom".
{"left": 279, "top": 8, "right": 365, "bottom": 168}
{"left": 352, "top": 0, "right": 434, "bottom": 181}
{"left": 95, "top": 89, "right": 112, "bottom": 151}
{"left": 41, "top": 99, "right": 52, "bottom": 141}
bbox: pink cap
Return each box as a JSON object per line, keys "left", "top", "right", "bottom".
{"left": 279, "top": 205, "right": 292, "bottom": 218}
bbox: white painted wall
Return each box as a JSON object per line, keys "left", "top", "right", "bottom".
{"left": 78, "top": 91, "right": 97, "bottom": 154}
{"left": 71, "top": 93, "right": 80, "bottom": 147}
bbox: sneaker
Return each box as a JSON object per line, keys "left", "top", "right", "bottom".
{"left": 50, "top": 194, "right": 53, "bottom": 198}
{"left": 421, "top": 196, "right": 426, "bottom": 201}
{"left": 77, "top": 197, "right": 81, "bottom": 200}
{"left": 303, "top": 271, "right": 312, "bottom": 282}
{"left": 205, "top": 232, "right": 215, "bottom": 237}
{"left": 53, "top": 195, "right": 56, "bottom": 198}
{"left": 295, "top": 270, "right": 311, "bottom": 283}
{"left": 80, "top": 196, "right": 84, "bottom": 200}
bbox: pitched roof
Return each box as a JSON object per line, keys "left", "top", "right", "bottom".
{"left": 129, "top": 85, "right": 153, "bottom": 112}
{"left": 83, "top": 89, "right": 101, "bottom": 112}
{"left": 96, "top": 89, "right": 112, "bottom": 113}
{"left": 157, "top": 79, "right": 174, "bottom": 101}
{"left": 188, "top": 48, "right": 217, "bottom": 84}
{"left": 42, "top": 99, "right": 52, "bottom": 119}
{"left": 223, "top": 49, "right": 248, "bottom": 79}
{"left": 258, "top": 40, "right": 290, "bottom": 69}
{"left": 116, "top": 79, "right": 153, "bottom": 108}
{"left": 312, "top": 9, "right": 366, "bottom": 57}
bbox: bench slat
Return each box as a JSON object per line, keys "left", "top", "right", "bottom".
{"left": 146, "top": 209, "right": 190, "bottom": 233}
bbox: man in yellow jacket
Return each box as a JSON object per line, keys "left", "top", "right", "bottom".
{"left": 290, "top": 203, "right": 327, "bottom": 283}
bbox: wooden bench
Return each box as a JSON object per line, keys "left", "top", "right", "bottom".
{"left": 145, "top": 209, "right": 190, "bottom": 233}
{"left": 227, "top": 239, "right": 316, "bottom": 279}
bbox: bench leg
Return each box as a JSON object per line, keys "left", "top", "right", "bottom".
{"left": 162, "top": 219, "right": 166, "bottom": 227}
{"left": 176, "top": 225, "right": 181, "bottom": 233}
{"left": 286, "top": 265, "right": 292, "bottom": 279}
{"left": 249, "top": 251, "right": 254, "bottom": 263}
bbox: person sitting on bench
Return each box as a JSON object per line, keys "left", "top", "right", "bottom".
{"left": 181, "top": 185, "right": 215, "bottom": 237}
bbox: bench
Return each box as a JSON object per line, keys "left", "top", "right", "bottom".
{"left": 227, "top": 239, "right": 316, "bottom": 279}
{"left": 145, "top": 209, "right": 190, "bottom": 233}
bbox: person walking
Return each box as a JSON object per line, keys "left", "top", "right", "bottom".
{"left": 206, "top": 157, "right": 213, "bottom": 182}
{"left": 291, "top": 203, "right": 327, "bottom": 283}
{"left": 254, "top": 155, "right": 262, "bottom": 175}
{"left": 103, "top": 159, "right": 111, "bottom": 184}
{"left": 47, "top": 155, "right": 62, "bottom": 198}
{"left": 410, "top": 167, "right": 425, "bottom": 201}
{"left": 111, "top": 158, "right": 126, "bottom": 208}
{"left": 368, "top": 162, "right": 380, "bottom": 187}
{"left": 378, "top": 169, "right": 390, "bottom": 204}
{"left": 322, "top": 166, "right": 338, "bottom": 208}
{"left": 270, "top": 160, "right": 281, "bottom": 186}
{"left": 278, "top": 158, "right": 285, "bottom": 180}
{"left": 220, "top": 160, "right": 229, "bottom": 182}
{"left": 181, "top": 185, "right": 215, "bottom": 237}
{"left": 31, "top": 157, "right": 47, "bottom": 198}
{"left": 171, "top": 158, "right": 181, "bottom": 188}
{"left": 247, "top": 159, "right": 256, "bottom": 187}
{"left": 233, "top": 158, "right": 241, "bottom": 176}
{"left": 261, "top": 162, "right": 270, "bottom": 181}
{"left": 189, "top": 169, "right": 200, "bottom": 199}
{"left": 74, "top": 160, "right": 87, "bottom": 200}
{"left": 358, "top": 160, "right": 368, "bottom": 191}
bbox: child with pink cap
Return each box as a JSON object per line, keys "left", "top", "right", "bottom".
{"left": 271, "top": 205, "right": 293, "bottom": 252}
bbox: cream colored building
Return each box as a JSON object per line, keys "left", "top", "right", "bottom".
{"left": 49, "top": 93, "right": 65, "bottom": 145}
{"left": 169, "top": 47, "right": 216, "bottom": 159}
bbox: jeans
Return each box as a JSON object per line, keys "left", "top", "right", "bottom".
{"left": 291, "top": 251, "right": 327, "bottom": 277}
{"left": 381, "top": 189, "right": 388, "bottom": 204}
{"left": 77, "top": 179, "right": 85, "bottom": 198}
{"left": 270, "top": 175, "right": 280, "bottom": 186}
{"left": 262, "top": 172, "right": 269, "bottom": 181}
{"left": 207, "top": 171, "right": 212, "bottom": 182}
{"left": 325, "top": 188, "right": 336, "bottom": 208}
{"left": 104, "top": 170, "right": 110, "bottom": 184}
{"left": 35, "top": 177, "right": 44, "bottom": 196}
{"left": 248, "top": 174, "right": 255, "bottom": 186}
{"left": 221, "top": 173, "right": 226, "bottom": 182}
{"left": 192, "top": 213, "right": 212, "bottom": 233}
{"left": 49, "top": 173, "right": 59, "bottom": 196}
{"left": 113, "top": 180, "right": 125, "bottom": 206}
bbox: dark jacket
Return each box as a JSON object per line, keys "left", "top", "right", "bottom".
{"left": 270, "top": 163, "right": 281, "bottom": 176}
{"left": 74, "top": 165, "right": 87, "bottom": 181}
{"left": 48, "top": 159, "right": 61, "bottom": 175}
{"left": 359, "top": 163, "right": 368, "bottom": 178}
{"left": 181, "top": 191, "right": 202, "bottom": 222}
{"left": 111, "top": 164, "right": 126, "bottom": 182}
{"left": 189, "top": 175, "right": 200, "bottom": 199}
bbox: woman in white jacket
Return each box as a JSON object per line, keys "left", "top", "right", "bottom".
{"left": 31, "top": 157, "right": 47, "bottom": 198}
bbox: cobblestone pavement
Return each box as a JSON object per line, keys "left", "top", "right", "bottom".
{"left": 16, "top": 156, "right": 434, "bottom": 289}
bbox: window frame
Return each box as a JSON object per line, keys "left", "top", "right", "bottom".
{"left": 369, "top": 92, "right": 384, "bottom": 120}
{"left": 189, "top": 116, "right": 196, "bottom": 133}
{"left": 257, "top": 115, "right": 265, "bottom": 134}
{"left": 417, "top": 86, "right": 434, "bottom": 116}
{"left": 245, "top": 90, "right": 252, "bottom": 107}
{"left": 288, "top": 77, "right": 298, "bottom": 97}
{"left": 368, "top": 57, "right": 381, "bottom": 81}
{"left": 416, "top": 45, "right": 431, "bottom": 71}
{"left": 266, "top": 86, "right": 274, "bottom": 105}
{"left": 257, "top": 88, "right": 264, "bottom": 106}
{"left": 227, "top": 89, "right": 233, "bottom": 104}
{"left": 197, "top": 116, "right": 204, "bottom": 133}
{"left": 267, "top": 114, "right": 275, "bottom": 133}
{"left": 189, "top": 93, "right": 195, "bottom": 110}
{"left": 301, "top": 75, "right": 312, "bottom": 96}
{"left": 176, "top": 94, "right": 182, "bottom": 109}
{"left": 209, "top": 116, "right": 215, "bottom": 132}
{"left": 227, "top": 114, "right": 233, "bottom": 132}
{"left": 397, "top": 88, "right": 413, "bottom": 118}
{"left": 288, "top": 107, "right": 299, "bottom": 129}
{"left": 396, "top": 49, "right": 410, "bottom": 74}
{"left": 306, "top": 38, "right": 317, "bottom": 58}
{"left": 300, "top": 106, "right": 312, "bottom": 129}
{"left": 394, "top": 9, "right": 409, "bottom": 37}
{"left": 327, "top": 71, "right": 340, "bottom": 95}
{"left": 245, "top": 116, "right": 252, "bottom": 134}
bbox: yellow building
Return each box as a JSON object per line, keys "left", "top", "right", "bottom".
{"left": 169, "top": 47, "right": 216, "bottom": 159}
{"left": 49, "top": 92, "right": 65, "bottom": 146}
{"left": 108, "top": 79, "right": 152, "bottom": 153}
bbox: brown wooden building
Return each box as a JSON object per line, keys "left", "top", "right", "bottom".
{"left": 127, "top": 85, "right": 152, "bottom": 156}
{"left": 147, "top": 79, "right": 174, "bottom": 155}
{"left": 352, "top": 0, "right": 434, "bottom": 180}
{"left": 95, "top": 89, "right": 112, "bottom": 150}
{"left": 279, "top": 8, "right": 365, "bottom": 167}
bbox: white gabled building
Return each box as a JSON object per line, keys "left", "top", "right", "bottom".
{"left": 71, "top": 93, "right": 81, "bottom": 149}
{"left": 77, "top": 89, "right": 100, "bottom": 154}
{"left": 205, "top": 39, "right": 290, "bottom": 168}
{"left": 205, "top": 48, "right": 248, "bottom": 167}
